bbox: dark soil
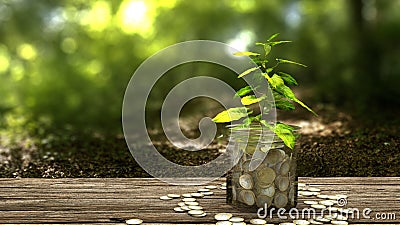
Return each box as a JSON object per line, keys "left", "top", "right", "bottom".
{"left": 0, "top": 104, "right": 399, "bottom": 178}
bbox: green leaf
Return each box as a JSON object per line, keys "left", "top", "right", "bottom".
{"left": 278, "top": 72, "right": 298, "bottom": 86}
{"left": 269, "top": 40, "right": 292, "bottom": 46}
{"left": 238, "top": 67, "right": 259, "bottom": 78}
{"left": 273, "top": 123, "right": 296, "bottom": 149}
{"left": 276, "top": 85, "right": 317, "bottom": 116}
{"left": 233, "top": 51, "right": 260, "bottom": 56}
{"left": 212, "top": 107, "right": 249, "bottom": 123}
{"left": 293, "top": 98, "right": 318, "bottom": 116}
{"left": 276, "top": 58, "right": 307, "bottom": 67}
{"left": 241, "top": 95, "right": 264, "bottom": 106}
{"left": 269, "top": 74, "right": 285, "bottom": 88}
{"left": 267, "top": 33, "right": 280, "bottom": 41}
{"left": 275, "top": 99, "right": 295, "bottom": 110}
{"left": 264, "top": 44, "right": 271, "bottom": 56}
{"left": 235, "top": 86, "right": 253, "bottom": 98}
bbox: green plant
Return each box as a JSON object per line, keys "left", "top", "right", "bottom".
{"left": 212, "top": 34, "right": 316, "bottom": 149}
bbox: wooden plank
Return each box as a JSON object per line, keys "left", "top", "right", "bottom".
{"left": 0, "top": 178, "right": 399, "bottom": 224}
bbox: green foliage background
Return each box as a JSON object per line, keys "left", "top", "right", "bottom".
{"left": 1, "top": 0, "right": 400, "bottom": 134}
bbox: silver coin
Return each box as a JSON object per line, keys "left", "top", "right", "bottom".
{"left": 221, "top": 182, "right": 227, "bottom": 186}
{"left": 198, "top": 188, "right": 210, "bottom": 192}
{"left": 201, "top": 191, "right": 214, "bottom": 196}
{"left": 308, "top": 187, "right": 321, "bottom": 192}
{"left": 250, "top": 218, "right": 267, "bottom": 224}
{"left": 180, "top": 206, "right": 190, "bottom": 211}
{"left": 293, "top": 220, "right": 310, "bottom": 225}
{"left": 298, "top": 191, "right": 314, "bottom": 196}
{"left": 311, "top": 204, "right": 327, "bottom": 209}
{"left": 215, "top": 213, "right": 233, "bottom": 221}
{"left": 304, "top": 200, "right": 319, "bottom": 205}
{"left": 167, "top": 194, "right": 180, "bottom": 198}
{"left": 177, "top": 202, "right": 186, "bottom": 207}
{"left": 173, "top": 207, "right": 185, "bottom": 212}
{"left": 188, "top": 209, "right": 204, "bottom": 215}
{"left": 327, "top": 195, "right": 339, "bottom": 200}
{"left": 205, "top": 185, "right": 218, "bottom": 189}
{"left": 191, "top": 193, "right": 204, "bottom": 198}
{"left": 279, "top": 223, "right": 295, "bottom": 225}
{"left": 335, "top": 215, "right": 348, "bottom": 221}
{"left": 331, "top": 221, "right": 348, "bottom": 225}
{"left": 316, "top": 194, "right": 329, "bottom": 199}
{"left": 125, "top": 218, "right": 143, "bottom": 225}
{"left": 314, "top": 217, "right": 330, "bottom": 222}
{"left": 239, "top": 173, "right": 254, "bottom": 189}
{"left": 298, "top": 183, "right": 306, "bottom": 187}
{"left": 335, "top": 194, "right": 348, "bottom": 199}
{"left": 229, "top": 217, "right": 244, "bottom": 222}
{"left": 319, "top": 200, "right": 335, "bottom": 206}
{"left": 159, "top": 196, "right": 172, "bottom": 200}
{"left": 220, "top": 186, "right": 227, "bottom": 190}
{"left": 185, "top": 201, "right": 199, "bottom": 206}
{"left": 232, "top": 222, "right": 246, "bottom": 225}
{"left": 216, "top": 221, "right": 233, "bottom": 225}
{"left": 308, "top": 219, "right": 323, "bottom": 224}
{"left": 188, "top": 205, "right": 203, "bottom": 210}
{"left": 182, "top": 197, "right": 196, "bottom": 202}
{"left": 182, "top": 193, "right": 192, "bottom": 198}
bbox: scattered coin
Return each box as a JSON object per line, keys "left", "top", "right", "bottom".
{"left": 191, "top": 193, "right": 204, "bottom": 198}
{"left": 201, "top": 191, "right": 214, "bottom": 196}
{"left": 309, "top": 191, "right": 320, "bottom": 195}
{"left": 299, "top": 191, "right": 314, "bottom": 196}
{"left": 185, "top": 201, "right": 199, "bottom": 206}
{"left": 308, "top": 187, "right": 321, "bottom": 192}
{"left": 308, "top": 219, "right": 323, "bottom": 224}
{"left": 180, "top": 206, "right": 190, "bottom": 211}
{"left": 231, "top": 222, "right": 246, "bottom": 225}
{"left": 182, "top": 197, "right": 196, "bottom": 202}
{"left": 304, "top": 200, "right": 319, "bottom": 205}
{"left": 316, "top": 194, "right": 329, "bottom": 199}
{"left": 216, "top": 221, "right": 233, "bottom": 225}
{"left": 198, "top": 188, "right": 210, "bottom": 192}
{"left": 192, "top": 212, "right": 207, "bottom": 217}
{"left": 173, "top": 207, "right": 185, "bottom": 212}
{"left": 327, "top": 195, "right": 339, "bottom": 200}
{"left": 335, "top": 194, "right": 348, "bottom": 199}
{"left": 206, "top": 185, "right": 218, "bottom": 189}
{"left": 220, "top": 186, "right": 227, "bottom": 190}
{"left": 125, "top": 218, "right": 143, "bottom": 225}
{"left": 338, "top": 208, "right": 354, "bottom": 214}
{"left": 188, "top": 210, "right": 204, "bottom": 216}
{"left": 250, "top": 218, "right": 267, "bottom": 224}
{"left": 319, "top": 200, "right": 335, "bottom": 206}
{"left": 314, "top": 217, "right": 330, "bottom": 223}
{"left": 221, "top": 182, "right": 227, "bottom": 186}
{"left": 167, "top": 194, "right": 180, "bottom": 198}
{"left": 279, "top": 223, "right": 295, "bottom": 225}
{"left": 229, "top": 217, "right": 245, "bottom": 222}
{"left": 331, "top": 221, "right": 348, "bottom": 225}
{"left": 293, "top": 220, "right": 310, "bottom": 225}
{"left": 215, "top": 213, "right": 233, "bottom": 221}
{"left": 182, "top": 193, "right": 192, "bottom": 198}
{"left": 178, "top": 202, "right": 186, "bottom": 207}
{"left": 298, "top": 183, "right": 306, "bottom": 187}
{"left": 188, "top": 205, "right": 203, "bottom": 210}
{"left": 311, "top": 204, "right": 327, "bottom": 209}
{"left": 159, "top": 196, "right": 172, "bottom": 200}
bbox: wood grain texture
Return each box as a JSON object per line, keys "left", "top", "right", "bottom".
{"left": 0, "top": 177, "right": 399, "bottom": 224}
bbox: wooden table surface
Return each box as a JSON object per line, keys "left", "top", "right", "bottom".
{"left": 0, "top": 177, "right": 399, "bottom": 224}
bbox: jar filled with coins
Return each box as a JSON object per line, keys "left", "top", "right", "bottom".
{"left": 227, "top": 124, "right": 299, "bottom": 210}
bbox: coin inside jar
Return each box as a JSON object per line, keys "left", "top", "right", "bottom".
{"left": 276, "top": 175, "right": 290, "bottom": 192}
{"left": 256, "top": 194, "right": 273, "bottom": 208}
{"left": 239, "top": 173, "right": 254, "bottom": 189}
{"left": 256, "top": 167, "right": 276, "bottom": 186}
{"left": 265, "top": 149, "right": 284, "bottom": 165}
{"left": 274, "top": 192, "right": 288, "bottom": 208}
{"left": 239, "top": 190, "right": 256, "bottom": 206}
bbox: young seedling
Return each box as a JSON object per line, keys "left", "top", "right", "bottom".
{"left": 212, "top": 33, "right": 316, "bottom": 149}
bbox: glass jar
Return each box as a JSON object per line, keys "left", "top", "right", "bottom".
{"left": 226, "top": 125, "right": 299, "bottom": 210}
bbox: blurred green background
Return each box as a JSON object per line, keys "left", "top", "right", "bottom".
{"left": 1, "top": 0, "right": 400, "bottom": 136}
